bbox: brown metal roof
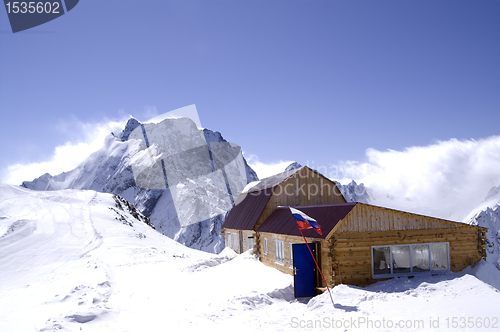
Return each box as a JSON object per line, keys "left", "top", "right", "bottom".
{"left": 221, "top": 187, "right": 275, "bottom": 230}
{"left": 256, "top": 203, "right": 357, "bottom": 239}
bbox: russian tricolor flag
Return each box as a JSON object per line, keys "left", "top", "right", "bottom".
{"left": 290, "top": 207, "right": 322, "bottom": 235}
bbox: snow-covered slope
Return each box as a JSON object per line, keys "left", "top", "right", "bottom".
{"left": 0, "top": 184, "right": 202, "bottom": 330}
{"left": 1, "top": 184, "right": 500, "bottom": 331}
{"left": 22, "top": 118, "right": 258, "bottom": 253}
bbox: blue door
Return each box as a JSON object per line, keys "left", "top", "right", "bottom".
{"left": 293, "top": 243, "right": 315, "bottom": 297}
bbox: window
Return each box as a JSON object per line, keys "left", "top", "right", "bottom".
{"left": 431, "top": 243, "right": 449, "bottom": 271}
{"left": 289, "top": 243, "right": 294, "bottom": 268}
{"left": 373, "top": 246, "right": 391, "bottom": 275}
{"left": 412, "top": 244, "right": 430, "bottom": 272}
{"left": 392, "top": 245, "right": 411, "bottom": 274}
{"left": 248, "top": 237, "right": 253, "bottom": 251}
{"left": 232, "top": 233, "right": 238, "bottom": 251}
{"left": 264, "top": 238, "right": 268, "bottom": 255}
{"left": 372, "top": 242, "right": 449, "bottom": 278}
{"left": 275, "top": 240, "right": 285, "bottom": 265}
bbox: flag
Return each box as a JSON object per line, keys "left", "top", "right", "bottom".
{"left": 290, "top": 207, "right": 322, "bottom": 235}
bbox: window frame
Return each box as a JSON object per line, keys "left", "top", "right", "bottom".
{"left": 275, "top": 240, "right": 285, "bottom": 265}
{"left": 232, "top": 233, "right": 238, "bottom": 251}
{"left": 289, "top": 242, "right": 294, "bottom": 268}
{"left": 371, "top": 242, "right": 450, "bottom": 279}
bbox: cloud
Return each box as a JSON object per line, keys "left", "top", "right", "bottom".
{"left": 245, "top": 155, "right": 294, "bottom": 180}
{"left": 1, "top": 117, "right": 128, "bottom": 185}
{"left": 329, "top": 136, "right": 500, "bottom": 222}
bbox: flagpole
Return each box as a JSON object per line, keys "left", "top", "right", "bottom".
{"left": 299, "top": 229, "right": 335, "bottom": 309}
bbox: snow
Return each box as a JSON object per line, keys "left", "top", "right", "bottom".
{"left": 2, "top": 184, "right": 500, "bottom": 331}
{"left": 241, "top": 180, "right": 260, "bottom": 193}
{"left": 305, "top": 273, "right": 500, "bottom": 331}
{"left": 144, "top": 104, "right": 203, "bottom": 129}
{"left": 468, "top": 200, "right": 500, "bottom": 278}
{"left": 469, "top": 260, "right": 500, "bottom": 291}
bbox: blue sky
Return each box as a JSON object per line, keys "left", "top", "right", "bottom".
{"left": 1, "top": 0, "right": 499, "bottom": 198}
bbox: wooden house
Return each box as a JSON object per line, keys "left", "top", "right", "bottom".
{"left": 222, "top": 166, "right": 346, "bottom": 257}
{"left": 221, "top": 166, "right": 487, "bottom": 291}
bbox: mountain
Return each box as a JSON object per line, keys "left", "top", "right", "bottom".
{"left": 284, "top": 162, "right": 302, "bottom": 172}
{"left": 335, "top": 180, "right": 371, "bottom": 204}
{"left": 485, "top": 185, "right": 500, "bottom": 203}
{"left": 22, "top": 117, "right": 258, "bottom": 253}
{"left": 468, "top": 201, "right": 500, "bottom": 270}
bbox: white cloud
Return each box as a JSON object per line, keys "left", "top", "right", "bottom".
{"left": 329, "top": 136, "right": 500, "bottom": 222}
{"left": 245, "top": 155, "right": 294, "bottom": 180}
{"left": 1, "top": 117, "right": 128, "bottom": 185}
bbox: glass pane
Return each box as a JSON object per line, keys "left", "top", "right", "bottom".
{"left": 373, "top": 247, "right": 391, "bottom": 275}
{"left": 412, "top": 244, "right": 430, "bottom": 272}
{"left": 280, "top": 242, "right": 284, "bottom": 262}
{"left": 431, "top": 243, "right": 449, "bottom": 271}
{"left": 392, "top": 246, "right": 411, "bottom": 273}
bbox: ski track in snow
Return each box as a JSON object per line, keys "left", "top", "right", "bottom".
{"left": 1, "top": 184, "right": 500, "bottom": 331}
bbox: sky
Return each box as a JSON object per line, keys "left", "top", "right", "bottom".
{"left": 1, "top": 0, "right": 499, "bottom": 219}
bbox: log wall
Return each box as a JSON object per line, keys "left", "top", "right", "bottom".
{"left": 333, "top": 203, "right": 478, "bottom": 233}
{"left": 330, "top": 227, "right": 487, "bottom": 287}
{"left": 224, "top": 228, "right": 256, "bottom": 254}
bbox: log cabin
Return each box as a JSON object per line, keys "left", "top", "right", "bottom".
{"left": 221, "top": 166, "right": 487, "bottom": 292}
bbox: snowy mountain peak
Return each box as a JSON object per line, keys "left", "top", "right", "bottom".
{"left": 118, "top": 118, "right": 141, "bottom": 142}
{"left": 336, "top": 180, "right": 371, "bottom": 204}
{"left": 486, "top": 185, "right": 500, "bottom": 201}
{"left": 469, "top": 201, "right": 500, "bottom": 271}
{"left": 284, "top": 162, "right": 302, "bottom": 172}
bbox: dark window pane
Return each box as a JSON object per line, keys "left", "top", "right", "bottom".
{"left": 373, "top": 247, "right": 391, "bottom": 275}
